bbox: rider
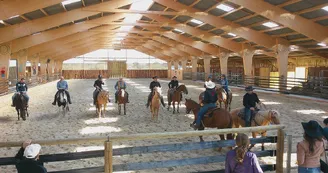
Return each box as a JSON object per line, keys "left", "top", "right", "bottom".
{"left": 52, "top": 76, "right": 72, "bottom": 105}
{"left": 114, "top": 77, "right": 129, "bottom": 103}
{"left": 12, "top": 78, "right": 29, "bottom": 107}
{"left": 93, "top": 75, "right": 104, "bottom": 105}
{"left": 191, "top": 81, "right": 218, "bottom": 130}
{"left": 146, "top": 76, "right": 166, "bottom": 108}
{"left": 220, "top": 74, "right": 229, "bottom": 99}
{"left": 243, "top": 86, "right": 261, "bottom": 127}
{"left": 168, "top": 76, "right": 181, "bottom": 101}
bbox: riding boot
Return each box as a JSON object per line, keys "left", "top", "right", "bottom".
{"left": 52, "top": 92, "right": 58, "bottom": 105}
{"left": 160, "top": 96, "right": 166, "bottom": 107}
{"left": 115, "top": 94, "right": 118, "bottom": 103}
{"left": 146, "top": 94, "right": 152, "bottom": 108}
{"left": 126, "top": 93, "right": 129, "bottom": 103}
{"left": 65, "top": 91, "right": 72, "bottom": 104}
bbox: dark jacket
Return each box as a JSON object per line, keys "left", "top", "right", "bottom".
{"left": 168, "top": 80, "right": 179, "bottom": 89}
{"left": 94, "top": 79, "right": 104, "bottom": 89}
{"left": 203, "top": 88, "right": 218, "bottom": 104}
{"left": 15, "top": 147, "right": 47, "bottom": 173}
{"left": 149, "top": 81, "right": 161, "bottom": 91}
{"left": 16, "top": 82, "right": 28, "bottom": 92}
{"left": 243, "top": 93, "right": 260, "bottom": 108}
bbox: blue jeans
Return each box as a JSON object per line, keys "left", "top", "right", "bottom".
{"left": 12, "top": 93, "right": 29, "bottom": 102}
{"left": 244, "top": 107, "right": 252, "bottom": 127}
{"left": 298, "top": 167, "right": 320, "bottom": 173}
{"left": 196, "top": 103, "right": 216, "bottom": 126}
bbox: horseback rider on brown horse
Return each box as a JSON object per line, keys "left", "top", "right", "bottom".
{"left": 191, "top": 81, "right": 218, "bottom": 130}
{"left": 243, "top": 86, "right": 261, "bottom": 127}
{"left": 168, "top": 76, "right": 182, "bottom": 101}
{"left": 146, "top": 76, "right": 165, "bottom": 108}
{"left": 93, "top": 75, "right": 110, "bottom": 105}
{"left": 114, "top": 77, "right": 129, "bottom": 103}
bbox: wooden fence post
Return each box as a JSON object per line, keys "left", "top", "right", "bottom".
{"left": 286, "top": 135, "right": 292, "bottom": 173}
{"left": 104, "top": 141, "right": 113, "bottom": 173}
{"left": 276, "top": 129, "right": 285, "bottom": 173}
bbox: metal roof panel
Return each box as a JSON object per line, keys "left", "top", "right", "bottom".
{"left": 174, "top": 15, "right": 192, "bottom": 23}
{"left": 223, "top": 9, "right": 252, "bottom": 21}
{"left": 237, "top": 15, "right": 267, "bottom": 26}
{"left": 43, "top": 4, "right": 65, "bottom": 15}
{"left": 149, "top": 2, "right": 166, "bottom": 11}
{"left": 199, "top": 24, "right": 215, "bottom": 31}
{"left": 23, "top": 10, "right": 46, "bottom": 20}
{"left": 4, "top": 16, "right": 26, "bottom": 25}
{"left": 265, "top": 28, "right": 294, "bottom": 35}
{"left": 300, "top": 9, "right": 328, "bottom": 19}
{"left": 177, "top": 0, "right": 197, "bottom": 6}
{"left": 264, "top": 0, "right": 288, "bottom": 5}
{"left": 193, "top": 0, "right": 218, "bottom": 11}
{"left": 316, "top": 19, "right": 328, "bottom": 26}
{"left": 283, "top": 0, "right": 328, "bottom": 13}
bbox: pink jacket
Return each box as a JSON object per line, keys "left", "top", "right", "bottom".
{"left": 297, "top": 140, "right": 325, "bottom": 168}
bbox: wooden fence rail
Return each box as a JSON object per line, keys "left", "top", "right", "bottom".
{"left": 0, "top": 125, "right": 285, "bottom": 173}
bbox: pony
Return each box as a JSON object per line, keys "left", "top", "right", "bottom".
{"left": 117, "top": 89, "right": 127, "bottom": 115}
{"left": 167, "top": 85, "right": 188, "bottom": 114}
{"left": 230, "top": 107, "right": 281, "bottom": 150}
{"left": 96, "top": 89, "right": 110, "bottom": 118}
{"left": 185, "top": 98, "right": 233, "bottom": 151}
{"left": 216, "top": 87, "right": 232, "bottom": 111}
{"left": 150, "top": 87, "right": 161, "bottom": 121}
{"left": 14, "top": 92, "right": 29, "bottom": 121}
{"left": 198, "top": 86, "right": 232, "bottom": 111}
{"left": 56, "top": 89, "right": 69, "bottom": 116}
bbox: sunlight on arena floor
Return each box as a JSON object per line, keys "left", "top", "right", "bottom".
{"left": 88, "top": 107, "right": 115, "bottom": 111}
{"left": 84, "top": 117, "right": 119, "bottom": 125}
{"left": 232, "top": 93, "right": 239, "bottom": 96}
{"left": 75, "top": 144, "right": 130, "bottom": 152}
{"left": 295, "top": 109, "right": 326, "bottom": 114}
{"left": 262, "top": 101, "right": 281, "bottom": 105}
{"left": 80, "top": 126, "right": 122, "bottom": 134}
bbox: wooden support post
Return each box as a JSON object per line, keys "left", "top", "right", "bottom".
{"left": 104, "top": 141, "right": 113, "bottom": 173}
{"left": 276, "top": 129, "right": 285, "bottom": 173}
{"left": 286, "top": 135, "right": 292, "bottom": 173}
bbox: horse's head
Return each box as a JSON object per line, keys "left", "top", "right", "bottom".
{"left": 154, "top": 87, "right": 162, "bottom": 96}
{"left": 184, "top": 98, "right": 200, "bottom": 120}
{"left": 185, "top": 98, "right": 193, "bottom": 114}
{"left": 268, "top": 110, "right": 281, "bottom": 125}
{"left": 120, "top": 89, "right": 125, "bottom": 98}
{"left": 180, "top": 85, "right": 188, "bottom": 95}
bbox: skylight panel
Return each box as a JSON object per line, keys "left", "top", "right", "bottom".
{"left": 318, "top": 43, "right": 327, "bottom": 47}
{"left": 62, "top": 0, "right": 81, "bottom": 6}
{"left": 0, "top": 20, "right": 4, "bottom": 24}
{"left": 262, "top": 22, "right": 279, "bottom": 28}
{"left": 228, "top": 32, "right": 236, "bottom": 37}
{"left": 322, "top": 6, "right": 328, "bottom": 12}
{"left": 190, "top": 19, "right": 203, "bottom": 25}
{"left": 9, "top": 15, "right": 19, "bottom": 19}
{"left": 216, "top": 4, "right": 234, "bottom": 12}
{"left": 173, "top": 29, "right": 184, "bottom": 34}
{"left": 130, "top": 0, "right": 153, "bottom": 11}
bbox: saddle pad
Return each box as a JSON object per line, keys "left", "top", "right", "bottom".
{"left": 204, "top": 107, "right": 220, "bottom": 117}
{"left": 237, "top": 108, "right": 257, "bottom": 120}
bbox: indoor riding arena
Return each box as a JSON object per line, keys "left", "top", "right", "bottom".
{"left": 0, "top": 0, "right": 328, "bottom": 173}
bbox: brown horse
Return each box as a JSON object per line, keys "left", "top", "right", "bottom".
{"left": 230, "top": 108, "right": 281, "bottom": 150}
{"left": 185, "top": 98, "right": 233, "bottom": 151}
{"left": 150, "top": 87, "right": 161, "bottom": 121}
{"left": 198, "top": 87, "right": 232, "bottom": 111}
{"left": 117, "top": 89, "right": 127, "bottom": 115}
{"left": 96, "top": 90, "right": 110, "bottom": 118}
{"left": 216, "top": 87, "right": 232, "bottom": 111}
{"left": 167, "top": 85, "right": 188, "bottom": 114}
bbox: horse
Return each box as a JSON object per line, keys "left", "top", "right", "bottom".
{"left": 150, "top": 87, "right": 161, "bottom": 121}
{"left": 14, "top": 92, "right": 29, "bottom": 121}
{"left": 167, "top": 85, "right": 188, "bottom": 114}
{"left": 117, "top": 89, "right": 127, "bottom": 115}
{"left": 216, "top": 87, "right": 232, "bottom": 111}
{"left": 230, "top": 107, "right": 281, "bottom": 150}
{"left": 96, "top": 89, "right": 110, "bottom": 118}
{"left": 56, "top": 89, "right": 69, "bottom": 116}
{"left": 198, "top": 86, "right": 232, "bottom": 111}
{"left": 185, "top": 98, "right": 233, "bottom": 151}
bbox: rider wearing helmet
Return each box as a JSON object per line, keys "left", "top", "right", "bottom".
{"left": 146, "top": 76, "right": 165, "bottom": 108}
{"left": 243, "top": 86, "right": 261, "bottom": 127}
{"left": 11, "top": 78, "right": 29, "bottom": 107}
{"left": 114, "top": 77, "right": 129, "bottom": 103}
{"left": 52, "top": 76, "right": 72, "bottom": 105}
{"left": 93, "top": 75, "right": 105, "bottom": 105}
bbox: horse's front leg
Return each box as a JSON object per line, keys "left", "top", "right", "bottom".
{"left": 124, "top": 103, "right": 126, "bottom": 115}
{"left": 17, "top": 109, "right": 20, "bottom": 121}
{"left": 103, "top": 104, "right": 107, "bottom": 117}
{"left": 177, "top": 101, "right": 180, "bottom": 113}
{"left": 172, "top": 102, "right": 175, "bottom": 114}
{"left": 261, "top": 132, "right": 267, "bottom": 151}
{"left": 249, "top": 132, "right": 257, "bottom": 150}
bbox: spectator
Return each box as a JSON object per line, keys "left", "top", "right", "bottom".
{"left": 15, "top": 140, "right": 47, "bottom": 173}
{"left": 323, "top": 118, "right": 328, "bottom": 139}
{"left": 225, "top": 133, "right": 263, "bottom": 173}
{"left": 297, "top": 120, "right": 324, "bottom": 173}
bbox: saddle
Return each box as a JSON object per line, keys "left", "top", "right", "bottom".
{"left": 204, "top": 107, "right": 221, "bottom": 117}
{"left": 237, "top": 108, "right": 259, "bottom": 120}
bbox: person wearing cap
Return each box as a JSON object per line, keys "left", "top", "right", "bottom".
{"left": 52, "top": 76, "right": 72, "bottom": 105}
{"left": 168, "top": 76, "right": 179, "bottom": 89}
{"left": 191, "top": 81, "right": 218, "bottom": 130}
{"left": 297, "top": 120, "right": 325, "bottom": 173}
{"left": 93, "top": 75, "right": 105, "bottom": 105}
{"left": 220, "top": 74, "right": 229, "bottom": 94}
{"left": 146, "top": 76, "right": 165, "bottom": 108}
{"left": 114, "top": 77, "right": 129, "bottom": 103}
{"left": 204, "top": 75, "right": 213, "bottom": 88}
{"left": 11, "top": 78, "right": 29, "bottom": 107}
{"left": 15, "top": 140, "right": 47, "bottom": 173}
{"left": 243, "top": 86, "right": 261, "bottom": 127}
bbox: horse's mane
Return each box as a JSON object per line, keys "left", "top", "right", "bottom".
{"left": 187, "top": 99, "right": 200, "bottom": 108}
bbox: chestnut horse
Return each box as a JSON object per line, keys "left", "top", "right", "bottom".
{"left": 167, "top": 85, "right": 188, "bottom": 114}
{"left": 185, "top": 98, "right": 233, "bottom": 151}
{"left": 150, "top": 87, "right": 161, "bottom": 121}
{"left": 117, "top": 89, "right": 127, "bottom": 115}
{"left": 96, "top": 90, "right": 110, "bottom": 118}
{"left": 198, "top": 87, "right": 232, "bottom": 111}
{"left": 230, "top": 107, "right": 281, "bottom": 150}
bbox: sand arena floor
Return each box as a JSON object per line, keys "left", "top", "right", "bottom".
{"left": 0, "top": 78, "right": 327, "bottom": 173}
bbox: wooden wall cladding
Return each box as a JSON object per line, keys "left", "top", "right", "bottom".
{"left": 126, "top": 70, "right": 167, "bottom": 78}
{"left": 0, "top": 78, "right": 8, "bottom": 95}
